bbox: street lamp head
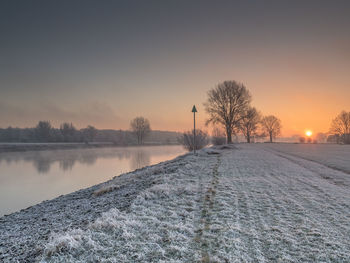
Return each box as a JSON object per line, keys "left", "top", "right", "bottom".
{"left": 191, "top": 105, "right": 197, "bottom": 113}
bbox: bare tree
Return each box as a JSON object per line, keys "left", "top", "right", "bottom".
{"left": 239, "top": 107, "right": 261, "bottom": 143}
{"left": 82, "top": 125, "right": 97, "bottom": 143}
{"left": 330, "top": 111, "right": 350, "bottom": 144}
{"left": 211, "top": 127, "right": 226, "bottom": 145}
{"left": 130, "top": 117, "right": 151, "bottom": 144}
{"left": 60, "top": 122, "right": 76, "bottom": 142}
{"left": 261, "top": 115, "right": 281, "bottom": 143}
{"left": 315, "top": 132, "right": 327, "bottom": 143}
{"left": 35, "top": 121, "right": 53, "bottom": 142}
{"left": 179, "top": 129, "right": 209, "bottom": 151}
{"left": 204, "top": 80, "right": 251, "bottom": 143}
{"left": 327, "top": 134, "right": 340, "bottom": 144}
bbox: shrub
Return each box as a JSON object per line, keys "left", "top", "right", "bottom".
{"left": 211, "top": 127, "right": 226, "bottom": 145}
{"left": 179, "top": 129, "right": 209, "bottom": 151}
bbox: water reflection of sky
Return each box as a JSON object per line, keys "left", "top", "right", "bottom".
{"left": 0, "top": 146, "right": 182, "bottom": 173}
{"left": 0, "top": 145, "right": 185, "bottom": 216}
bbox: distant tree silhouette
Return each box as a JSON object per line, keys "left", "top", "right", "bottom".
{"left": 2, "top": 127, "right": 16, "bottom": 142}
{"left": 60, "top": 122, "right": 77, "bottom": 142}
{"left": 211, "top": 127, "right": 226, "bottom": 145}
{"left": 327, "top": 134, "right": 340, "bottom": 144}
{"left": 82, "top": 125, "right": 97, "bottom": 143}
{"left": 204, "top": 80, "right": 251, "bottom": 143}
{"left": 315, "top": 133, "right": 327, "bottom": 143}
{"left": 179, "top": 129, "right": 209, "bottom": 151}
{"left": 330, "top": 111, "right": 350, "bottom": 144}
{"left": 261, "top": 115, "right": 282, "bottom": 143}
{"left": 35, "top": 121, "right": 53, "bottom": 142}
{"left": 0, "top": 124, "right": 182, "bottom": 145}
{"left": 239, "top": 107, "right": 261, "bottom": 143}
{"left": 130, "top": 117, "right": 151, "bottom": 144}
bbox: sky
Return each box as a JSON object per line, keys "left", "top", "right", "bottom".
{"left": 1, "top": 0, "right": 350, "bottom": 136}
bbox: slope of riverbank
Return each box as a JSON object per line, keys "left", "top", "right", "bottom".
{"left": 1, "top": 144, "right": 350, "bottom": 262}
{"left": 0, "top": 150, "right": 193, "bottom": 262}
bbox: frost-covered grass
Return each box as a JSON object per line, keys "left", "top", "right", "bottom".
{"left": 263, "top": 143, "right": 350, "bottom": 174}
{"left": 41, "top": 153, "right": 215, "bottom": 262}
{"left": 2, "top": 144, "right": 349, "bottom": 262}
{"left": 38, "top": 144, "right": 350, "bottom": 262}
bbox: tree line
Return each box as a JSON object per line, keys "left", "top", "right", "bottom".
{"left": 0, "top": 117, "right": 179, "bottom": 145}
{"left": 204, "top": 80, "right": 282, "bottom": 144}
{"left": 0, "top": 121, "right": 99, "bottom": 143}
{"left": 180, "top": 80, "right": 282, "bottom": 150}
{"left": 296, "top": 111, "right": 349, "bottom": 144}
{"left": 181, "top": 80, "right": 350, "bottom": 151}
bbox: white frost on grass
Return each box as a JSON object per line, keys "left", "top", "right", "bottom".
{"left": 92, "top": 162, "right": 173, "bottom": 197}
{"left": 40, "top": 144, "right": 350, "bottom": 262}
{"left": 263, "top": 143, "right": 350, "bottom": 174}
{"left": 44, "top": 229, "right": 96, "bottom": 257}
{"left": 40, "top": 153, "right": 215, "bottom": 262}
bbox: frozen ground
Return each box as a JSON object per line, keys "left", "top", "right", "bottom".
{"left": 1, "top": 143, "right": 350, "bottom": 262}
{"left": 263, "top": 143, "right": 350, "bottom": 174}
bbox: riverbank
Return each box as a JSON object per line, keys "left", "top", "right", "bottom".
{"left": 0, "top": 150, "right": 192, "bottom": 262}
{"left": 0, "top": 142, "right": 180, "bottom": 153}
{"left": 1, "top": 144, "right": 350, "bottom": 262}
{"left": 0, "top": 145, "right": 186, "bottom": 217}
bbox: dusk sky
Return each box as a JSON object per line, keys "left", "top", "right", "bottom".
{"left": 1, "top": 0, "right": 350, "bottom": 136}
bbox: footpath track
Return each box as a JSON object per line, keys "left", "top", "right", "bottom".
{"left": 193, "top": 155, "right": 221, "bottom": 263}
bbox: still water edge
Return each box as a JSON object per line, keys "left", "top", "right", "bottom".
{"left": 0, "top": 145, "right": 186, "bottom": 216}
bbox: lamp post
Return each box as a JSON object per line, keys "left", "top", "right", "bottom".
{"left": 191, "top": 105, "right": 197, "bottom": 154}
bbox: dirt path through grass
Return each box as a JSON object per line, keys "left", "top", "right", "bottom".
{"left": 194, "top": 155, "right": 221, "bottom": 262}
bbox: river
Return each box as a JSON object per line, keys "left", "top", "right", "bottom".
{"left": 0, "top": 145, "right": 186, "bottom": 216}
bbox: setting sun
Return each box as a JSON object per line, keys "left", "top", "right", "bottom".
{"left": 306, "top": 130, "right": 313, "bottom": 137}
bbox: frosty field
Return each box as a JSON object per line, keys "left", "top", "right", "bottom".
{"left": 1, "top": 143, "right": 350, "bottom": 262}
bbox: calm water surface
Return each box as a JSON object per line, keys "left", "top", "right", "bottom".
{"left": 0, "top": 145, "right": 186, "bottom": 216}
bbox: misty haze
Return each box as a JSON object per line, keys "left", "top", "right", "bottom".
{"left": 1, "top": 1, "right": 350, "bottom": 262}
